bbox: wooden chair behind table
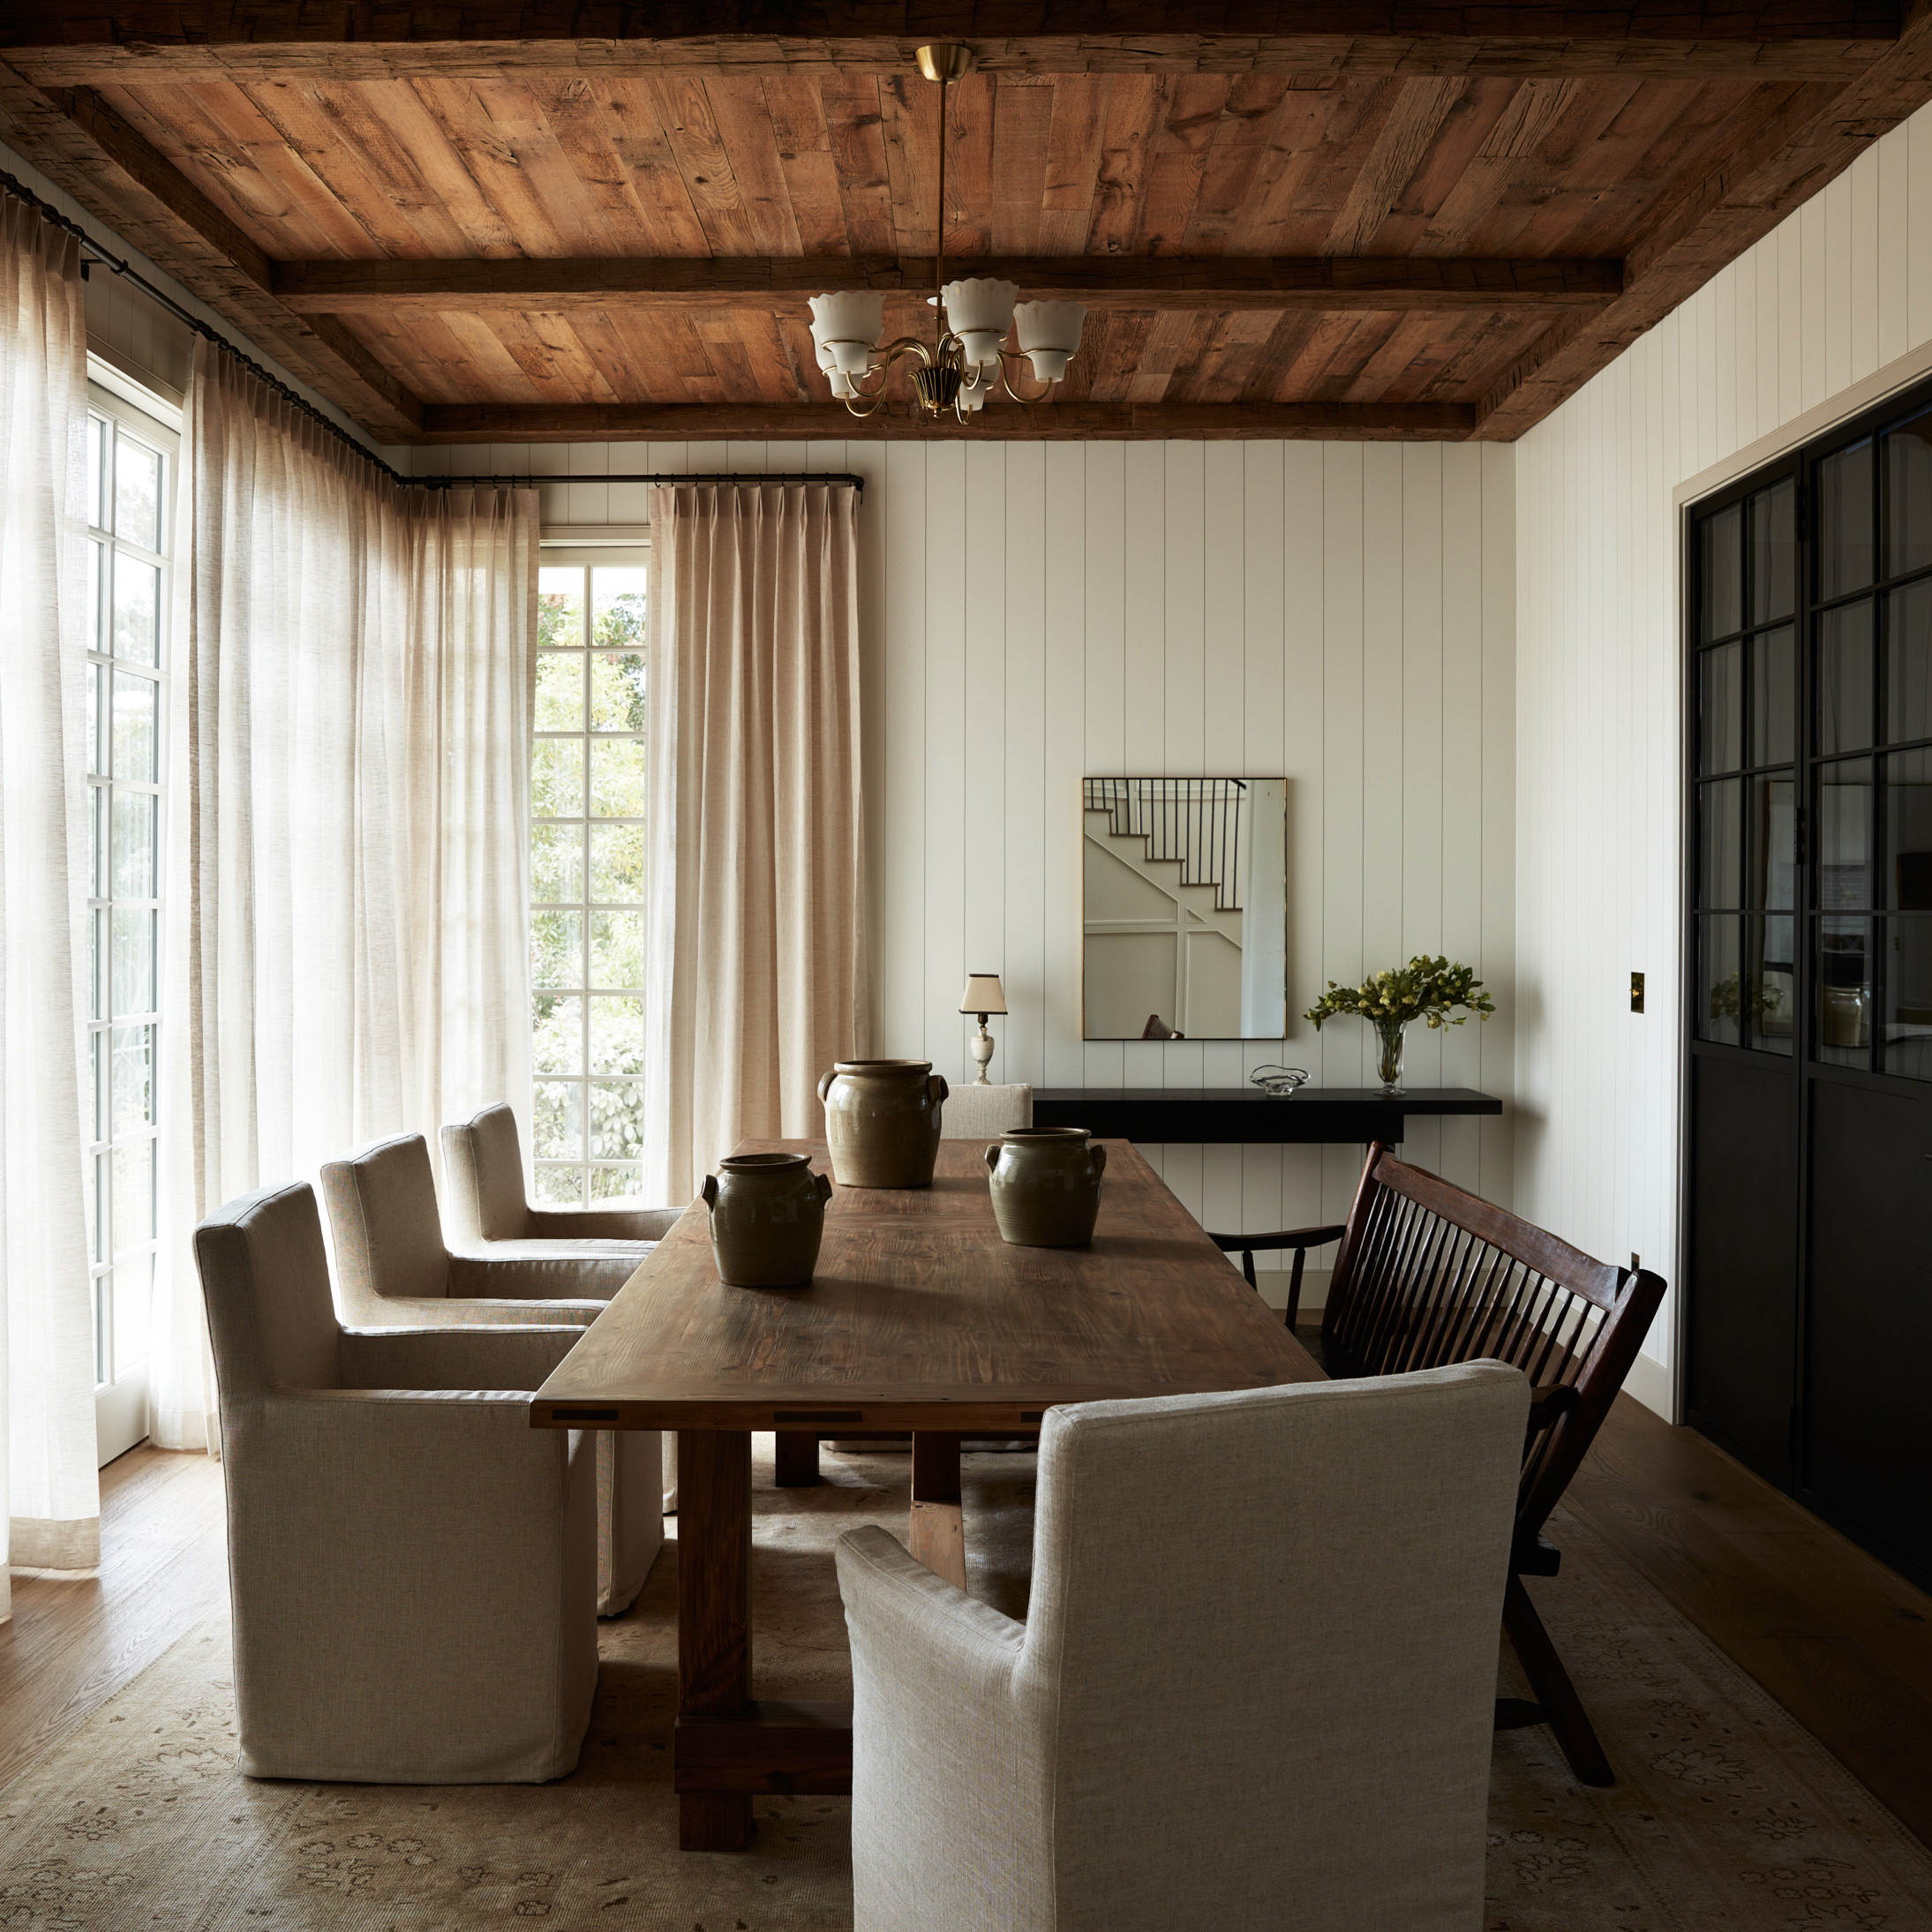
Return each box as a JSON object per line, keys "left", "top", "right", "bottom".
{"left": 1208, "top": 1143, "right": 1665, "bottom": 1787}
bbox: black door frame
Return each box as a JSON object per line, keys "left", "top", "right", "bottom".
{"left": 1682, "top": 366, "right": 1932, "bottom": 1584}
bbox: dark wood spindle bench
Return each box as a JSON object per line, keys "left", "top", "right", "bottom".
{"left": 1211, "top": 1141, "right": 1666, "bottom": 1786}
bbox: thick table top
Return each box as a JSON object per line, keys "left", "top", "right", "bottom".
{"left": 530, "top": 1138, "right": 1321, "bottom": 1432}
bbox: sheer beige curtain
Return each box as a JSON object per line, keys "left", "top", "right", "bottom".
{"left": 0, "top": 202, "right": 97, "bottom": 1612}
{"left": 642, "top": 483, "right": 868, "bottom": 1203}
{"left": 150, "top": 346, "right": 537, "bottom": 1452}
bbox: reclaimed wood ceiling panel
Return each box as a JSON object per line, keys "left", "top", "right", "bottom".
{"left": 85, "top": 71, "right": 1779, "bottom": 264}
{"left": 4, "top": 6, "right": 1932, "bottom": 441}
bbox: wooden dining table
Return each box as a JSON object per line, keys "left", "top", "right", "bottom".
{"left": 530, "top": 1136, "right": 1323, "bottom": 1852}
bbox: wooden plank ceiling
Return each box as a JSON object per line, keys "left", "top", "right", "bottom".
{"left": 4, "top": 5, "right": 1932, "bottom": 443}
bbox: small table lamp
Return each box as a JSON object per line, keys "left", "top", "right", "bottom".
{"left": 958, "top": 974, "right": 1008, "bottom": 1085}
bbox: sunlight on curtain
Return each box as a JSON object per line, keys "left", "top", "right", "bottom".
{"left": 641, "top": 483, "right": 868, "bottom": 1204}
{"left": 0, "top": 202, "right": 98, "bottom": 1613}
{"left": 149, "top": 346, "right": 536, "bottom": 1452}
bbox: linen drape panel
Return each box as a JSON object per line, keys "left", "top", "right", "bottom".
{"left": 642, "top": 484, "right": 867, "bottom": 1204}
{"left": 0, "top": 202, "right": 97, "bottom": 1613}
{"left": 150, "top": 346, "right": 536, "bottom": 1452}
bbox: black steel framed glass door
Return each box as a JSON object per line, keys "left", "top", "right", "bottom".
{"left": 1686, "top": 381, "right": 1932, "bottom": 1591}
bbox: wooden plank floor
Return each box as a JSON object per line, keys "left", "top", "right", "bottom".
{"left": 0, "top": 1442, "right": 229, "bottom": 1791}
{"left": 4, "top": 1401, "right": 1928, "bottom": 1848}
{"left": 1563, "top": 1396, "right": 1932, "bottom": 1846}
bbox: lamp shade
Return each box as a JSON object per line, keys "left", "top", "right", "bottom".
{"left": 943, "top": 277, "right": 1019, "bottom": 367}
{"left": 808, "top": 290, "right": 887, "bottom": 374}
{"left": 1013, "top": 299, "right": 1086, "bottom": 382}
{"left": 959, "top": 974, "right": 1008, "bottom": 1016}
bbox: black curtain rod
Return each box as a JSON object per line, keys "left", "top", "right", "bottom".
{"left": 2, "top": 165, "right": 419, "bottom": 485}
{"left": 1, "top": 170, "right": 863, "bottom": 496}
{"left": 436, "top": 472, "right": 864, "bottom": 491}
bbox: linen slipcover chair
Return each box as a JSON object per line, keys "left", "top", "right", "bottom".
{"left": 1210, "top": 1143, "right": 1665, "bottom": 1786}
{"left": 937, "top": 1082, "right": 1033, "bottom": 1139}
{"left": 441, "top": 1101, "right": 680, "bottom": 1250}
{"left": 320, "top": 1131, "right": 662, "bottom": 1615}
{"left": 195, "top": 1181, "right": 598, "bottom": 1784}
{"left": 838, "top": 1363, "right": 1529, "bottom": 1932}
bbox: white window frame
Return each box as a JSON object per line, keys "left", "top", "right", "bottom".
{"left": 530, "top": 539, "right": 651, "bottom": 1206}
{"left": 84, "top": 370, "right": 179, "bottom": 1464}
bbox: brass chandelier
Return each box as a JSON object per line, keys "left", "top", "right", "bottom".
{"left": 807, "top": 44, "right": 1088, "bottom": 422}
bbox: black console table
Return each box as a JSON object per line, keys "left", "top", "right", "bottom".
{"left": 1031, "top": 1087, "right": 1502, "bottom": 1145}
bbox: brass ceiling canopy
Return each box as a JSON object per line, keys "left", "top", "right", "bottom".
{"left": 915, "top": 42, "right": 975, "bottom": 84}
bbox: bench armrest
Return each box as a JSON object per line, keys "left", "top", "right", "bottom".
{"left": 1206, "top": 1223, "right": 1346, "bottom": 1254}
{"left": 1526, "top": 1381, "right": 1579, "bottom": 1439}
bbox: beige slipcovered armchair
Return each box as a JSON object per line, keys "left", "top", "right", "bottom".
{"left": 320, "top": 1131, "right": 662, "bottom": 1615}
{"left": 441, "top": 1101, "right": 681, "bottom": 1251}
{"left": 195, "top": 1180, "right": 598, "bottom": 1784}
{"left": 837, "top": 1361, "right": 1529, "bottom": 1932}
{"left": 939, "top": 1081, "right": 1033, "bottom": 1139}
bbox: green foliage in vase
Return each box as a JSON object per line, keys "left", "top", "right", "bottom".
{"left": 1305, "top": 955, "right": 1497, "bottom": 1031}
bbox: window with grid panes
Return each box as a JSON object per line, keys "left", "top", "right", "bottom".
{"left": 530, "top": 552, "right": 650, "bottom": 1204}
{"left": 84, "top": 384, "right": 175, "bottom": 1447}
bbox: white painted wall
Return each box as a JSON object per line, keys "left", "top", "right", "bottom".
{"left": 412, "top": 437, "right": 1516, "bottom": 1250}
{"left": 1515, "top": 101, "right": 1932, "bottom": 1411}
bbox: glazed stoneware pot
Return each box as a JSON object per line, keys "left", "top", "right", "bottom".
{"left": 985, "top": 1127, "right": 1108, "bottom": 1248}
{"left": 701, "top": 1152, "right": 834, "bottom": 1288}
{"left": 817, "top": 1059, "right": 949, "bottom": 1189}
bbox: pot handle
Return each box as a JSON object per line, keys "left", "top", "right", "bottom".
{"left": 816, "top": 1070, "right": 837, "bottom": 1104}
{"left": 1092, "top": 1144, "right": 1109, "bottom": 1176}
{"left": 928, "top": 1073, "right": 951, "bottom": 1108}
{"left": 700, "top": 1175, "right": 718, "bottom": 1210}
{"left": 816, "top": 1171, "right": 834, "bottom": 1204}
{"left": 983, "top": 1143, "right": 1001, "bottom": 1175}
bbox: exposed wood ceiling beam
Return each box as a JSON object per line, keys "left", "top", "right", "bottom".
{"left": 420, "top": 400, "right": 1477, "bottom": 442}
{"left": 0, "top": 71, "right": 424, "bottom": 438}
{"left": 274, "top": 256, "right": 1622, "bottom": 315}
{"left": 8, "top": 35, "right": 1895, "bottom": 86}
{"left": 1475, "top": 0, "right": 1932, "bottom": 437}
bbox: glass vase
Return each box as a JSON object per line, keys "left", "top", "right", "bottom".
{"left": 1373, "top": 1018, "right": 1407, "bottom": 1096}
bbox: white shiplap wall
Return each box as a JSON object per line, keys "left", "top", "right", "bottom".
{"left": 1515, "top": 100, "right": 1932, "bottom": 1410}
{"left": 410, "top": 437, "right": 1516, "bottom": 1245}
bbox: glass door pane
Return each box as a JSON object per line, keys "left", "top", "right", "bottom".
{"left": 86, "top": 389, "right": 174, "bottom": 1465}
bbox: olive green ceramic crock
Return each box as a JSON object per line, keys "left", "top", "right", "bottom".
{"left": 817, "top": 1058, "right": 949, "bottom": 1188}
{"left": 984, "top": 1127, "right": 1108, "bottom": 1247}
{"left": 701, "top": 1151, "right": 833, "bottom": 1288}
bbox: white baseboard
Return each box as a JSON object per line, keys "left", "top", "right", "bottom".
{"left": 1620, "top": 1350, "right": 1676, "bottom": 1423}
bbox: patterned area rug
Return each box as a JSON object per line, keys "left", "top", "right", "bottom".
{"left": 2, "top": 1441, "right": 1928, "bottom": 1931}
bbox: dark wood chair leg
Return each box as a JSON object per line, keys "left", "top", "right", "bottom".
{"left": 1501, "top": 1574, "right": 1614, "bottom": 1787}
{"left": 773, "top": 1431, "right": 821, "bottom": 1486}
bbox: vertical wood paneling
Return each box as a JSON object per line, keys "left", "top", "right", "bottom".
{"left": 1515, "top": 100, "right": 1932, "bottom": 1412}
{"left": 400, "top": 427, "right": 1514, "bottom": 1249}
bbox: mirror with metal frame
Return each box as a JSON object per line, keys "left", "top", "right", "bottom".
{"left": 1081, "top": 778, "right": 1288, "bottom": 1040}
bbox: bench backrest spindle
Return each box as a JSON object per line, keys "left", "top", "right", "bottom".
{"left": 1324, "top": 1144, "right": 1665, "bottom": 1549}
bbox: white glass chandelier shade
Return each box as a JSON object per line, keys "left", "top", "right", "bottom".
{"left": 1013, "top": 299, "right": 1087, "bottom": 381}
{"left": 942, "top": 277, "right": 1019, "bottom": 366}
{"left": 808, "top": 290, "right": 887, "bottom": 374}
